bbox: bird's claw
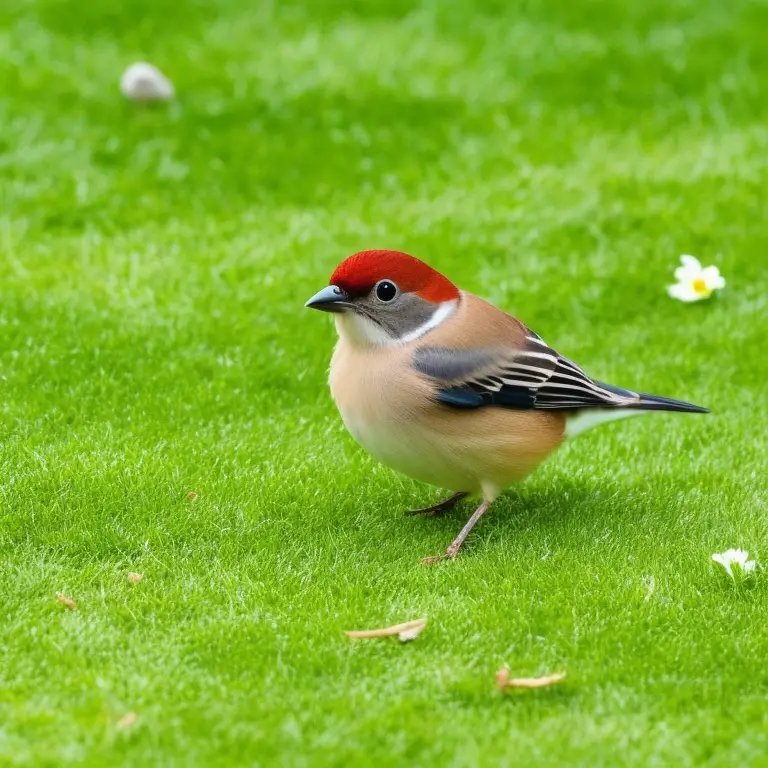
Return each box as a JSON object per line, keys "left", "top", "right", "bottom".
{"left": 421, "top": 553, "right": 454, "bottom": 566}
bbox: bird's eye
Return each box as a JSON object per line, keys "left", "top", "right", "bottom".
{"left": 374, "top": 280, "right": 399, "bottom": 303}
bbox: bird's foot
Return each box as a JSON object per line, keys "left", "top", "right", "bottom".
{"left": 421, "top": 542, "right": 463, "bottom": 565}
{"left": 420, "top": 499, "right": 491, "bottom": 565}
{"left": 421, "top": 552, "right": 453, "bottom": 566}
{"left": 405, "top": 491, "right": 468, "bottom": 518}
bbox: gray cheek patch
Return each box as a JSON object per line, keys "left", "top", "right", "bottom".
{"left": 355, "top": 292, "right": 439, "bottom": 340}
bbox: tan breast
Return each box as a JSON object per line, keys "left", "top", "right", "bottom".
{"left": 328, "top": 295, "right": 566, "bottom": 499}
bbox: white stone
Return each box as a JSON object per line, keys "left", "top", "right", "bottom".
{"left": 120, "top": 62, "right": 175, "bottom": 102}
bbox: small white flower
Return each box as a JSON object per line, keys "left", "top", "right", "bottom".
{"left": 667, "top": 255, "right": 725, "bottom": 302}
{"left": 712, "top": 548, "right": 757, "bottom": 581}
{"left": 120, "top": 62, "right": 175, "bottom": 102}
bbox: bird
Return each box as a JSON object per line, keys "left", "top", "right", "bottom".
{"left": 305, "top": 249, "right": 708, "bottom": 564}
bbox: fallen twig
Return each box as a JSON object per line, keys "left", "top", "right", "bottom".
{"left": 345, "top": 617, "right": 427, "bottom": 642}
{"left": 116, "top": 712, "right": 138, "bottom": 730}
{"left": 56, "top": 593, "right": 77, "bottom": 611}
{"left": 496, "top": 668, "right": 566, "bottom": 690}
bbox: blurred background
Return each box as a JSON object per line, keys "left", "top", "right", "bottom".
{"left": 2, "top": 0, "right": 766, "bottom": 459}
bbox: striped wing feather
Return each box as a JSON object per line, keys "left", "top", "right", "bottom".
{"left": 413, "top": 333, "right": 637, "bottom": 411}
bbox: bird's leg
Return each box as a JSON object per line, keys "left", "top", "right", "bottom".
{"left": 422, "top": 500, "right": 491, "bottom": 564}
{"left": 405, "top": 491, "right": 468, "bottom": 517}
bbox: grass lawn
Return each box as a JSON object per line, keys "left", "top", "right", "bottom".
{"left": 2, "top": 0, "right": 768, "bottom": 764}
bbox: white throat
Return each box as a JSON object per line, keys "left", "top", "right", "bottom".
{"left": 335, "top": 299, "right": 458, "bottom": 348}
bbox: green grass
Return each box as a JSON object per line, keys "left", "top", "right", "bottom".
{"left": 1, "top": 0, "right": 767, "bottom": 764}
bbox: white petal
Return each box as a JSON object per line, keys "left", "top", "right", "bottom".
{"left": 743, "top": 560, "right": 757, "bottom": 575}
{"left": 674, "top": 265, "right": 699, "bottom": 282}
{"left": 680, "top": 254, "right": 702, "bottom": 271}
{"left": 712, "top": 553, "right": 734, "bottom": 579}
{"left": 120, "top": 62, "right": 175, "bottom": 102}
{"left": 718, "top": 550, "right": 743, "bottom": 564}
{"left": 701, "top": 266, "right": 726, "bottom": 290}
{"left": 674, "top": 255, "right": 706, "bottom": 283}
{"left": 667, "top": 283, "right": 705, "bottom": 303}
{"left": 729, "top": 548, "right": 749, "bottom": 565}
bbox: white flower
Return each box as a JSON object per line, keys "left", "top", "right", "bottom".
{"left": 667, "top": 255, "right": 725, "bottom": 302}
{"left": 120, "top": 62, "right": 175, "bottom": 102}
{"left": 712, "top": 548, "right": 757, "bottom": 580}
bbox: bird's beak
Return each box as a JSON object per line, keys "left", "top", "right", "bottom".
{"left": 304, "top": 285, "right": 351, "bottom": 313}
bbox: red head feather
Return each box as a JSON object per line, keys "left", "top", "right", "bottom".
{"left": 330, "top": 250, "right": 459, "bottom": 304}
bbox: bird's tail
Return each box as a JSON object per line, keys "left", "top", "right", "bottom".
{"left": 565, "top": 385, "right": 709, "bottom": 438}
{"left": 632, "top": 392, "right": 709, "bottom": 414}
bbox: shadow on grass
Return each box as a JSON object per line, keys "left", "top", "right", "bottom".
{"left": 402, "top": 479, "right": 638, "bottom": 542}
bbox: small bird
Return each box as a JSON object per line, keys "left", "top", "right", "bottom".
{"left": 306, "top": 250, "right": 708, "bottom": 563}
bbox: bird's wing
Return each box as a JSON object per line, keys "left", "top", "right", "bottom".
{"left": 412, "top": 332, "right": 637, "bottom": 411}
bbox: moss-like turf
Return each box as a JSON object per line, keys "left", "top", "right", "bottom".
{"left": 1, "top": 0, "right": 767, "bottom": 764}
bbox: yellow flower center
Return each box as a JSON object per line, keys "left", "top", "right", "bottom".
{"left": 692, "top": 278, "right": 710, "bottom": 295}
